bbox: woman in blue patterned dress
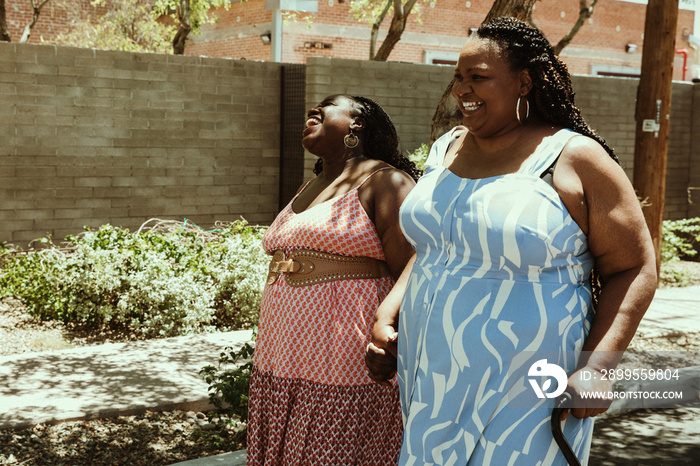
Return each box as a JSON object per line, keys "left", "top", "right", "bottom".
{"left": 365, "top": 18, "right": 657, "bottom": 465}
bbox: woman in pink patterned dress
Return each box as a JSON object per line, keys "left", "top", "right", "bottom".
{"left": 247, "top": 95, "right": 420, "bottom": 465}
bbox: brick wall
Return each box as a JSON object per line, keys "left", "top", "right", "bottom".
{"left": 186, "top": 0, "right": 696, "bottom": 82}
{"left": 0, "top": 46, "right": 698, "bottom": 246}
{"left": 4, "top": 0, "right": 109, "bottom": 44}
{"left": 6, "top": 0, "right": 697, "bottom": 83}
{"left": 0, "top": 42, "right": 281, "bottom": 247}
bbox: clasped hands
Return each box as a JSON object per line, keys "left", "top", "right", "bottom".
{"left": 365, "top": 322, "right": 399, "bottom": 386}
{"left": 365, "top": 326, "right": 615, "bottom": 420}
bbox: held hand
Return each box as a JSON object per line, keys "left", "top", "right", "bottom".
{"left": 563, "top": 367, "right": 614, "bottom": 420}
{"left": 365, "top": 323, "right": 399, "bottom": 385}
{"left": 365, "top": 342, "right": 397, "bottom": 386}
{"left": 372, "top": 322, "right": 398, "bottom": 358}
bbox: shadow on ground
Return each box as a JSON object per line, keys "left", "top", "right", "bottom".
{"left": 589, "top": 406, "right": 700, "bottom": 465}
{"left": 0, "top": 330, "right": 253, "bottom": 429}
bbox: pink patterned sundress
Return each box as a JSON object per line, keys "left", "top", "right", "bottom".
{"left": 246, "top": 169, "right": 403, "bottom": 465}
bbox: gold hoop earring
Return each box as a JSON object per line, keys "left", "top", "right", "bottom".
{"left": 516, "top": 95, "right": 530, "bottom": 124}
{"left": 344, "top": 130, "right": 359, "bottom": 149}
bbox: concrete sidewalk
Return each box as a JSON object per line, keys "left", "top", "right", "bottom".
{"left": 0, "top": 287, "right": 697, "bottom": 466}
{"left": 635, "top": 285, "right": 700, "bottom": 337}
{"left": 0, "top": 329, "right": 253, "bottom": 431}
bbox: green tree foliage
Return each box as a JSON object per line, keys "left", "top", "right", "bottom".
{"left": 199, "top": 340, "right": 255, "bottom": 448}
{"left": 51, "top": 0, "right": 230, "bottom": 54}
{"left": 52, "top": 0, "right": 175, "bottom": 53}
{"left": 154, "top": 0, "right": 231, "bottom": 54}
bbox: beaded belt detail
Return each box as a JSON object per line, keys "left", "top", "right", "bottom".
{"left": 267, "top": 249, "right": 391, "bottom": 287}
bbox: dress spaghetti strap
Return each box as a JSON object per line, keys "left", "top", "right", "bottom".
{"left": 356, "top": 166, "right": 392, "bottom": 189}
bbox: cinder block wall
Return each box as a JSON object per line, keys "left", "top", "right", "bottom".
{"left": 571, "top": 75, "right": 638, "bottom": 176}
{"left": 0, "top": 43, "right": 281, "bottom": 247}
{"left": 666, "top": 83, "right": 694, "bottom": 220}
{"left": 573, "top": 76, "right": 695, "bottom": 220}
{"left": 1, "top": 48, "right": 698, "bottom": 246}
{"left": 304, "top": 59, "right": 697, "bottom": 222}
{"left": 690, "top": 84, "right": 700, "bottom": 218}
{"left": 304, "top": 57, "right": 453, "bottom": 178}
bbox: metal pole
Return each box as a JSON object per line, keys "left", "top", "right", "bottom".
{"left": 271, "top": 8, "right": 283, "bottom": 63}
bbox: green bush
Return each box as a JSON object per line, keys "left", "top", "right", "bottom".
{"left": 201, "top": 340, "right": 255, "bottom": 422}
{"left": 199, "top": 338, "right": 255, "bottom": 448}
{"left": 407, "top": 143, "right": 430, "bottom": 173}
{"left": 0, "top": 220, "right": 268, "bottom": 337}
{"left": 661, "top": 217, "right": 700, "bottom": 263}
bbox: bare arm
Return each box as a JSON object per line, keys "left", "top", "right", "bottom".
{"left": 364, "top": 168, "right": 416, "bottom": 279}
{"left": 357, "top": 167, "right": 417, "bottom": 383}
{"left": 366, "top": 254, "right": 416, "bottom": 384}
{"left": 555, "top": 136, "right": 658, "bottom": 418}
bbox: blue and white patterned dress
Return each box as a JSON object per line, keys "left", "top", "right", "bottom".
{"left": 397, "top": 127, "right": 595, "bottom": 465}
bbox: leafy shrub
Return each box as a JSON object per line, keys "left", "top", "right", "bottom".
{"left": 201, "top": 340, "right": 255, "bottom": 422}
{"left": 199, "top": 338, "right": 255, "bottom": 448}
{"left": 661, "top": 217, "right": 700, "bottom": 263}
{"left": 0, "top": 220, "right": 268, "bottom": 337}
{"left": 407, "top": 143, "right": 430, "bottom": 173}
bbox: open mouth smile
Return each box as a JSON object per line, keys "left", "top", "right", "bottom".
{"left": 305, "top": 115, "right": 322, "bottom": 128}
{"left": 461, "top": 101, "right": 483, "bottom": 112}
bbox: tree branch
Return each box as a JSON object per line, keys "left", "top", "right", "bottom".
{"left": 172, "top": 0, "right": 192, "bottom": 55}
{"left": 373, "top": 0, "right": 418, "bottom": 61}
{"left": 370, "top": 0, "right": 393, "bottom": 60}
{"left": 553, "top": 0, "right": 598, "bottom": 55}
{"left": 19, "top": 0, "right": 51, "bottom": 43}
{"left": 0, "top": 0, "right": 11, "bottom": 42}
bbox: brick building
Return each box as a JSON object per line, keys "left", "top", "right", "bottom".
{"left": 2, "top": 0, "right": 698, "bottom": 80}
{"left": 185, "top": 0, "right": 699, "bottom": 81}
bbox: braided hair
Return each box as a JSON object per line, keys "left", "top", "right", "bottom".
{"left": 477, "top": 17, "right": 613, "bottom": 303}
{"left": 476, "top": 17, "right": 618, "bottom": 163}
{"left": 312, "top": 95, "right": 422, "bottom": 181}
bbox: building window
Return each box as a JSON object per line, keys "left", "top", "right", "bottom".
{"left": 424, "top": 51, "right": 459, "bottom": 66}
{"left": 590, "top": 64, "right": 641, "bottom": 78}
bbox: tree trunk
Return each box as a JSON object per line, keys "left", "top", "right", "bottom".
{"left": 483, "top": 0, "right": 538, "bottom": 23}
{"left": 369, "top": 0, "right": 392, "bottom": 60}
{"left": 173, "top": 25, "right": 190, "bottom": 55}
{"left": 0, "top": 0, "right": 11, "bottom": 42}
{"left": 429, "top": 77, "right": 461, "bottom": 143}
{"left": 372, "top": 0, "right": 418, "bottom": 61}
{"left": 633, "top": 0, "right": 679, "bottom": 276}
{"left": 19, "top": 0, "right": 50, "bottom": 44}
{"left": 172, "top": 0, "right": 191, "bottom": 55}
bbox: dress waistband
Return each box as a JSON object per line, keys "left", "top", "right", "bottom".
{"left": 267, "top": 249, "right": 391, "bottom": 287}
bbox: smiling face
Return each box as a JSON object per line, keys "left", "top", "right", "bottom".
{"left": 452, "top": 37, "right": 529, "bottom": 138}
{"left": 302, "top": 95, "right": 362, "bottom": 156}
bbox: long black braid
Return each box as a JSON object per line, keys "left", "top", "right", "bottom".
{"left": 476, "top": 17, "right": 618, "bottom": 164}
{"left": 477, "top": 17, "right": 613, "bottom": 304}
{"left": 312, "top": 95, "right": 422, "bottom": 181}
